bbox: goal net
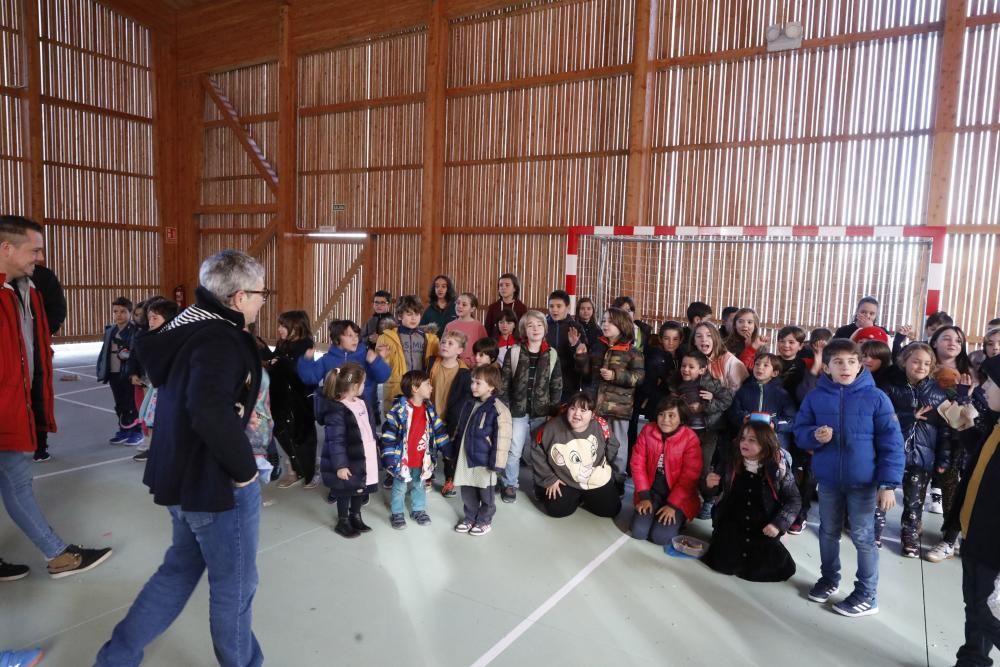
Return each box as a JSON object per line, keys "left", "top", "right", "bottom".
{"left": 567, "top": 227, "right": 941, "bottom": 338}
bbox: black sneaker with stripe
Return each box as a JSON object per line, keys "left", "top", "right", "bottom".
{"left": 807, "top": 578, "right": 839, "bottom": 603}
{"left": 0, "top": 558, "right": 30, "bottom": 581}
{"left": 833, "top": 591, "right": 879, "bottom": 617}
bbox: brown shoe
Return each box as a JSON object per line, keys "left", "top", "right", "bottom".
{"left": 48, "top": 545, "right": 113, "bottom": 579}
{"left": 276, "top": 474, "right": 303, "bottom": 489}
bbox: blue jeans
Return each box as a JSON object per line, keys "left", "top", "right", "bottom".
{"left": 94, "top": 483, "right": 263, "bottom": 667}
{"left": 390, "top": 467, "right": 426, "bottom": 515}
{"left": 0, "top": 451, "right": 67, "bottom": 559}
{"left": 503, "top": 416, "right": 545, "bottom": 490}
{"left": 817, "top": 484, "right": 879, "bottom": 599}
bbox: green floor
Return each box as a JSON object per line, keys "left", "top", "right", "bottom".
{"left": 0, "top": 345, "right": 979, "bottom": 666}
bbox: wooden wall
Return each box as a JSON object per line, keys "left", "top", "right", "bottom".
{"left": 1, "top": 0, "right": 163, "bottom": 340}
{"left": 5, "top": 0, "right": 999, "bottom": 344}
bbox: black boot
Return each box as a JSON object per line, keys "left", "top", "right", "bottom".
{"left": 349, "top": 513, "right": 372, "bottom": 533}
{"left": 334, "top": 517, "right": 360, "bottom": 539}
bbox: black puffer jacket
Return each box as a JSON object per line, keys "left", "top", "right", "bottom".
{"left": 269, "top": 337, "right": 316, "bottom": 442}
{"left": 881, "top": 367, "right": 950, "bottom": 472}
{"left": 317, "top": 397, "right": 369, "bottom": 497}
{"left": 706, "top": 456, "right": 802, "bottom": 532}
{"left": 501, "top": 342, "right": 563, "bottom": 418}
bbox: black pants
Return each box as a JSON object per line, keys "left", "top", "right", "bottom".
{"left": 336, "top": 494, "right": 365, "bottom": 519}
{"left": 274, "top": 421, "right": 318, "bottom": 482}
{"left": 34, "top": 430, "right": 48, "bottom": 457}
{"left": 536, "top": 482, "right": 621, "bottom": 518}
{"left": 108, "top": 375, "right": 139, "bottom": 431}
{"left": 443, "top": 456, "right": 457, "bottom": 482}
{"left": 955, "top": 556, "right": 1000, "bottom": 667}
{"left": 791, "top": 447, "right": 817, "bottom": 521}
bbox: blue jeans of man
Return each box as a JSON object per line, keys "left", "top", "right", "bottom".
{"left": 817, "top": 483, "right": 879, "bottom": 600}
{"left": 390, "top": 466, "right": 427, "bottom": 515}
{"left": 94, "top": 483, "right": 263, "bottom": 667}
{"left": 0, "top": 451, "right": 67, "bottom": 559}
{"left": 503, "top": 416, "right": 545, "bottom": 490}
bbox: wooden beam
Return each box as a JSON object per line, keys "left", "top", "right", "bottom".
{"left": 623, "top": 0, "right": 655, "bottom": 228}
{"left": 246, "top": 217, "right": 281, "bottom": 258}
{"left": 0, "top": 85, "right": 25, "bottom": 97}
{"left": 446, "top": 63, "right": 631, "bottom": 98}
{"left": 277, "top": 0, "right": 304, "bottom": 312}
{"left": 299, "top": 92, "right": 426, "bottom": 117}
{"left": 650, "top": 22, "right": 944, "bottom": 70}
{"left": 21, "top": 0, "right": 44, "bottom": 223}
{"left": 40, "top": 96, "right": 153, "bottom": 125}
{"left": 176, "top": 75, "right": 206, "bottom": 293}
{"left": 204, "top": 111, "right": 279, "bottom": 128}
{"left": 195, "top": 203, "right": 279, "bottom": 214}
{"left": 926, "top": 1, "right": 967, "bottom": 227}
{"left": 420, "top": 0, "right": 448, "bottom": 291}
{"left": 314, "top": 245, "right": 367, "bottom": 325}
{"left": 201, "top": 74, "right": 280, "bottom": 195}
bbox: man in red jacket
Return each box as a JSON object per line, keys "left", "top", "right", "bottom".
{"left": 0, "top": 215, "right": 111, "bottom": 582}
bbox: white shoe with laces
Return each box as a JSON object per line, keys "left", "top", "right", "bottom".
{"left": 926, "top": 540, "right": 955, "bottom": 563}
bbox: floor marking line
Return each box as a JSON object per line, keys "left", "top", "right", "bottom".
{"left": 258, "top": 526, "right": 325, "bottom": 555}
{"left": 28, "top": 602, "right": 133, "bottom": 646}
{"left": 469, "top": 534, "right": 630, "bottom": 667}
{"left": 34, "top": 455, "right": 137, "bottom": 480}
{"left": 54, "top": 367, "right": 98, "bottom": 379}
{"left": 55, "top": 385, "right": 109, "bottom": 398}
{"left": 54, "top": 396, "right": 116, "bottom": 414}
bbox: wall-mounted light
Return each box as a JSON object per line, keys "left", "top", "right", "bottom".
{"left": 307, "top": 231, "right": 368, "bottom": 240}
{"left": 766, "top": 21, "right": 803, "bottom": 52}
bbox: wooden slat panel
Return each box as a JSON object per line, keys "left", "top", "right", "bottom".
{"left": 309, "top": 240, "right": 366, "bottom": 344}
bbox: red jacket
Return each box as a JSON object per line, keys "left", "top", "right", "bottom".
{"left": 631, "top": 423, "right": 703, "bottom": 521}
{"left": 1, "top": 274, "right": 56, "bottom": 453}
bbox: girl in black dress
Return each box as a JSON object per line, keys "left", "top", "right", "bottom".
{"left": 701, "top": 422, "right": 800, "bottom": 582}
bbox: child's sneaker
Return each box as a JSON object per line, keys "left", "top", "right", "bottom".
{"left": 807, "top": 578, "right": 840, "bottom": 603}
{"left": 926, "top": 487, "right": 943, "bottom": 514}
{"left": 500, "top": 486, "right": 517, "bottom": 504}
{"left": 132, "top": 449, "right": 149, "bottom": 462}
{"left": 109, "top": 430, "right": 128, "bottom": 444}
{"left": 697, "top": 500, "right": 714, "bottom": 520}
{"left": 469, "top": 524, "right": 492, "bottom": 536}
{"left": 48, "top": 545, "right": 113, "bottom": 579}
{"left": 277, "top": 475, "right": 303, "bottom": 489}
{"left": 411, "top": 511, "right": 431, "bottom": 526}
{"left": 123, "top": 431, "right": 144, "bottom": 446}
{"left": 33, "top": 451, "right": 51, "bottom": 462}
{"left": 454, "top": 521, "right": 473, "bottom": 533}
{"left": 303, "top": 476, "right": 319, "bottom": 490}
{"left": 382, "top": 473, "right": 394, "bottom": 490}
{"left": 832, "top": 591, "right": 878, "bottom": 617}
{"left": 925, "top": 540, "right": 955, "bottom": 563}
{"left": 441, "top": 480, "right": 457, "bottom": 498}
{"left": 390, "top": 513, "right": 407, "bottom": 530}
{"left": 787, "top": 519, "right": 805, "bottom": 535}
{"left": 0, "top": 648, "right": 43, "bottom": 667}
{"left": 0, "top": 558, "right": 30, "bottom": 581}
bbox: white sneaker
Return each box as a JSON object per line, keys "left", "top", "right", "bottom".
{"left": 926, "top": 488, "right": 943, "bottom": 514}
{"left": 925, "top": 540, "right": 955, "bottom": 563}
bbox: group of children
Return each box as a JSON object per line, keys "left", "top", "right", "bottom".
{"left": 103, "top": 279, "right": 1000, "bottom": 620}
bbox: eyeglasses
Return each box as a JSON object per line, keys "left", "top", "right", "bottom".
{"left": 231, "top": 288, "right": 272, "bottom": 302}
{"left": 373, "top": 299, "right": 389, "bottom": 305}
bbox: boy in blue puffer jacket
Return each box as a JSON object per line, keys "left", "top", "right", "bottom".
{"left": 794, "top": 339, "right": 904, "bottom": 618}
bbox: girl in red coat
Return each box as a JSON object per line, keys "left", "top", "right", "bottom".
{"left": 629, "top": 396, "right": 703, "bottom": 545}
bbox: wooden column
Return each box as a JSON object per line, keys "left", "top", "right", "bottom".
{"left": 276, "top": 0, "right": 304, "bottom": 313}
{"left": 20, "top": 0, "right": 45, "bottom": 223}
{"left": 926, "top": 0, "right": 967, "bottom": 226}
{"left": 152, "top": 16, "right": 180, "bottom": 295}
{"left": 419, "top": 0, "right": 448, "bottom": 290}
{"left": 175, "top": 75, "right": 205, "bottom": 293}
{"left": 623, "top": 0, "right": 657, "bottom": 228}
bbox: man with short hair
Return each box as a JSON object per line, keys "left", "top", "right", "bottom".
{"left": 95, "top": 250, "right": 268, "bottom": 667}
{"left": 0, "top": 215, "right": 112, "bottom": 581}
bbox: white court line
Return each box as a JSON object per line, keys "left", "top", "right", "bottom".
{"left": 56, "top": 385, "right": 109, "bottom": 398}
{"left": 55, "top": 395, "right": 116, "bottom": 414}
{"left": 54, "top": 367, "right": 98, "bottom": 380}
{"left": 34, "top": 455, "right": 137, "bottom": 480}
{"left": 469, "top": 534, "right": 630, "bottom": 667}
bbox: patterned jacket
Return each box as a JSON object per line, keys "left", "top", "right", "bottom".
{"left": 576, "top": 337, "right": 645, "bottom": 420}
{"left": 501, "top": 341, "right": 563, "bottom": 418}
{"left": 381, "top": 395, "right": 450, "bottom": 480}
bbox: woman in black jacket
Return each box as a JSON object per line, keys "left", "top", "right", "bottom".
{"left": 269, "top": 311, "right": 318, "bottom": 488}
